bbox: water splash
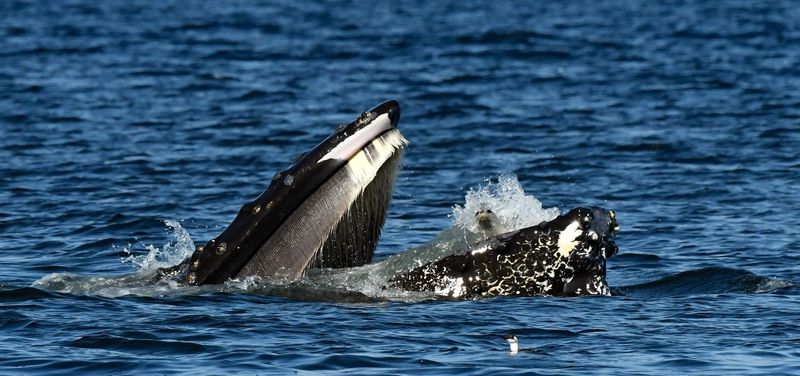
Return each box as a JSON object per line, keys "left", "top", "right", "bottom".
{"left": 33, "top": 220, "right": 198, "bottom": 297}
{"left": 122, "top": 219, "right": 195, "bottom": 274}
{"left": 614, "top": 267, "right": 799, "bottom": 297}
{"left": 451, "top": 174, "right": 560, "bottom": 235}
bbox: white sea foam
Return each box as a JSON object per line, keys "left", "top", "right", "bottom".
{"left": 451, "top": 174, "right": 560, "bottom": 234}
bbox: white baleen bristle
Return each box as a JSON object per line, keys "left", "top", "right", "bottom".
{"left": 341, "top": 129, "right": 408, "bottom": 192}
{"left": 312, "top": 129, "right": 408, "bottom": 268}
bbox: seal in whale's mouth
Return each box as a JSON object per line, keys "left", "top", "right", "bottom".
{"left": 173, "top": 101, "right": 407, "bottom": 285}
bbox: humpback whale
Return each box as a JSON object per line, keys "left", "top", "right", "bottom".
{"left": 390, "top": 207, "right": 619, "bottom": 298}
{"left": 159, "top": 100, "right": 407, "bottom": 285}
{"left": 155, "top": 99, "right": 619, "bottom": 299}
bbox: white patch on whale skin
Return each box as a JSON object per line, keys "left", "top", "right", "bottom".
{"left": 435, "top": 276, "right": 466, "bottom": 298}
{"left": 557, "top": 221, "right": 582, "bottom": 258}
{"left": 470, "top": 244, "right": 491, "bottom": 255}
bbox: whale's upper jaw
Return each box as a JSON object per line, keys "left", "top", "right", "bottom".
{"left": 170, "top": 100, "right": 406, "bottom": 285}
{"left": 368, "top": 99, "right": 401, "bottom": 129}
{"left": 316, "top": 100, "right": 401, "bottom": 164}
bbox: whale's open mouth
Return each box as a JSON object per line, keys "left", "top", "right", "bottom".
{"left": 237, "top": 129, "right": 407, "bottom": 278}
{"left": 166, "top": 101, "right": 407, "bottom": 285}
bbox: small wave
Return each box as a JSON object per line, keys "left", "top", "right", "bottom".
{"left": 234, "top": 89, "right": 295, "bottom": 102}
{"left": 31, "top": 272, "right": 187, "bottom": 298}
{"left": 614, "top": 253, "right": 663, "bottom": 262}
{"left": 0, "top": 287, "right": 56, "bottom": 302}
{"left": 32, "top": 220, "right": 196, "bottom": 298}
{"left": 614, "top": 267, "right": 798, "bottom": 297}
{"left": 454, "top": 29, "right": 559, "bottom": 44}
{"left": 66, "top": 335, "right": 209, "bottom": 355}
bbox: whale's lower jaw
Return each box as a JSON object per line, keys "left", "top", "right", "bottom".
{"left": 236, "top": 130, "right": 407, "bottom": 280}
{"left": 390, "top": 207, "right": 619, "bottom": 299}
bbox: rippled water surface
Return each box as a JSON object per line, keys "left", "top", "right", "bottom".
{"left": 2, "top": 0, "right": 800, "bottom": 374}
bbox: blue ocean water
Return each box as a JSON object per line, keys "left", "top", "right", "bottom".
{"left": 2, "top": 0, "right": 800, "bottom": 374}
